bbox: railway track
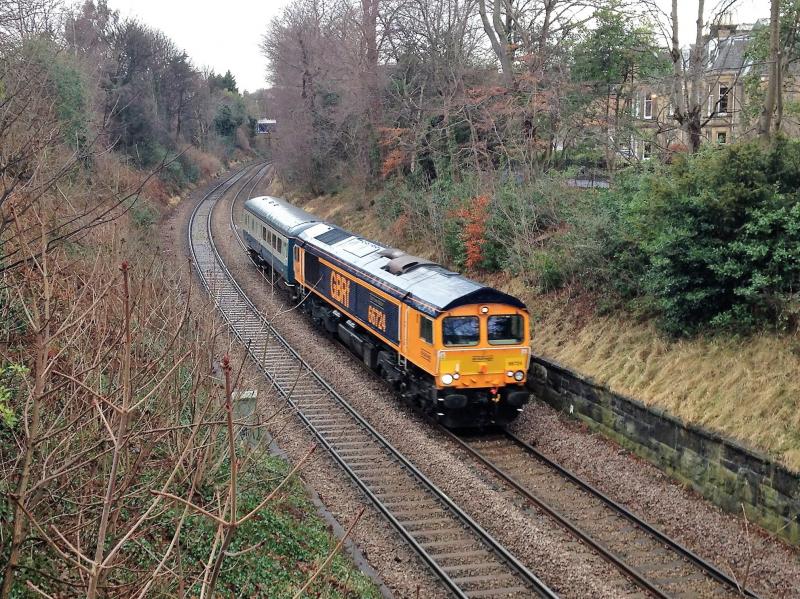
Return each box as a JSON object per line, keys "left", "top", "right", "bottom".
{"left": 444, "top": 428, "right": 760, "bottom": 599}
{"left": 189, "top": 164, "right": 558, "bottom": 599}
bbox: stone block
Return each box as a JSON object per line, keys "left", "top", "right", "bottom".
{"left": 651, "top": 417, "right": 678, "bottom": 449}
{"left": 773, "top": 466, "right": 800, "bottom": 500}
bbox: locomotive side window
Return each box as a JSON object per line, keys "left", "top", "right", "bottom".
{"left": 443, "top": 316, "right": 479, "bottom": 346}
{"left": 488, "top": 315, "right": 524, "bottom": 345}
{"left": 419, "top": 316, "right": 433, "bottom": 344}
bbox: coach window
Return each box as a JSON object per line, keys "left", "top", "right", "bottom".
{"left": 442, "top": 316, "right": 479, "bottom": 346}
{"left": 277, "top": 238, "right": 283, "bottom": 254}
{"left": 261, "top": 226, "right": 266, "bottom": 241}
{"left": 420, "top": 316, "right": 433, "bottom": 344}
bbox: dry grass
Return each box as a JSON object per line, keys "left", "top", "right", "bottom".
{"left": 292, "top": 185, "right": 800, "bottom": 472}
{"left": 184, "top": 146, "right": 225, "bottom": 180}
{"left": 528, "top": 292, "right": 800, "bottom": 471}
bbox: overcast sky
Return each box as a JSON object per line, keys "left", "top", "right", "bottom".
{"left": 105, "top": 0, "right": 770, "bottom": 94}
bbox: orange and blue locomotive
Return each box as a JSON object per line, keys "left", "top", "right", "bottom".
{"left": 241, "top": 196, "right": 531, "bottom": 427}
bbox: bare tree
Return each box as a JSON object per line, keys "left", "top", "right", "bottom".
{"left": 759, "top": 0, "right": 781, "bottom": 140}
{"left": 650, "top": 0, "right": 747, "bottom": 152}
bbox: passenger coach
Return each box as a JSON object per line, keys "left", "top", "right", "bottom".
{"left": 241, "top": 196, "right": 531, "bottom": 427}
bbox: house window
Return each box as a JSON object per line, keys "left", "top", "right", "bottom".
{"left": 718, "top": 85, "right": 729, "bottom": 114}
{"left": 420, "top": 316, "right": 433, "bottom": 344}
{"left": 643, "top": 142, "right": 653, "bottom": 159}
{"left": 644, "top": 94, "right": 653, "bottom": 119}
{"left": 717, "top": 131, "right": 727, "bottom": 144}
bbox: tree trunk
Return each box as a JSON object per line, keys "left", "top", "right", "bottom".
{"left": 759, "top": 0, "right": 780, "bottom": 141}
{"left": 688, "top": 109, "right": 703, "bottom": 153}
{"left": 478, "top": 0, "right": 514, "bottom": 89}
{"left": 361, "top": 0, "right": 380, "bottom": 123}
{"left": 669, "top": 0, "right": 685, "bottom": 132}
{"left": 688, "top": 0, "right": 705, "bottom": 151}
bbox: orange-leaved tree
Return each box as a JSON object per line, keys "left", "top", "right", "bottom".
{"left": 454, "top": 195, "right": 491, "bottom": 270}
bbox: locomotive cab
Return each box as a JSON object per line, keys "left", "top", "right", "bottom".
{"left": 408, "top": 303, "right": 531, "bottom": 428}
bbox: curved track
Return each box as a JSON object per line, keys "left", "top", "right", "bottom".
{"left": 445, "top": 428, "right": 761, "bottom": 599}
{"left": 189, "top": 164, "right": 558, "bottom": 599}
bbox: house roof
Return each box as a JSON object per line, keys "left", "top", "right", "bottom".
{"left": 707, "top": 34, "right": 752, "bottom": 73}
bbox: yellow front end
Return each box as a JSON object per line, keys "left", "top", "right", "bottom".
{"left": 433, "top": 304, "right": 530, "bottom": 392}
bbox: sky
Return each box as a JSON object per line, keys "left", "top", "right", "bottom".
{"left": 105, "top": 0, "right": 770, "bottom": 95}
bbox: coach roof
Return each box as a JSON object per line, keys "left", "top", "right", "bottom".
{"left": 244, "top": 196, "right": 321, "bottom": 236}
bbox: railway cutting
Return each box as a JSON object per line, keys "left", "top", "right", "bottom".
{"left": 189, "top": 164, "right": 558, "bottom": 599}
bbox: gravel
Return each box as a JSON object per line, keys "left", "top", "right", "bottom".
{"left": 511, "top": 404, "right": 800, "bottom": 598}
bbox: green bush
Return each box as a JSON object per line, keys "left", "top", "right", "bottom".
{"left": 133, "top": 141, "right": 192, "bottom": 190}
{"left": 0, "top": 363, "right": 27, "bottom": 428}
{"left": 614, "top": 138, "right": 800, "bottom": 336}
{"left": 128, "top": 198, "right": 157, "bottom": 229}
{"left": 178, "top": 153, "right": 200, "bottom": 184}
{"left": 532, "top": 251, "right": 565, "bottom": 292}
{"left": 27, "top": 39, "right": 89, "bottom": 150}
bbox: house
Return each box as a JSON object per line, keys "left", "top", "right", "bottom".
{"left": 625, "top": 17, "right": 770, "bottom": 161}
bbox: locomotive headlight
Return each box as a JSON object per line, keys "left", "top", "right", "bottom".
{"left": 514, "top": 370, "right": 525, "bottom": 381}
{"left": 441, "top": 373, "right": 454, "bottom": 385}
{"left": 480, "top": 306, "right": 489, "bottom": 314}
{"left": 453, "top": 373, "right": 460, "bottom": 380}
{"left": 507, "top": 371, "right": 514, "bottom": 377}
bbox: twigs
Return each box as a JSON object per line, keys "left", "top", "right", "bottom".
{"left": 0, "top": 212, "right": 312, "bottom": 597}
{"left": 292, "top": 507, "right": 366, "bottom": 599}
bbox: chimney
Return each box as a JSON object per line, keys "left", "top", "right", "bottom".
{"left": 712, "top": 12, "right": 735, "bottom": 40}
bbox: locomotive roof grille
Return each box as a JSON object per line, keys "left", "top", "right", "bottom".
{"left": 315, "top": 227, "right": 351, "bottom": 245}
{"left": 384, "top": 254, "right": 436, "bottom": 275}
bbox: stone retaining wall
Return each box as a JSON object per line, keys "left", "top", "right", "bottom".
{"left": 526, "top": 355, "right": 800, "bottom": 545}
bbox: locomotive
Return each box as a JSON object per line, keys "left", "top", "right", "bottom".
{"left": 240, "top": 195, "right": 531, "bottom": 427}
